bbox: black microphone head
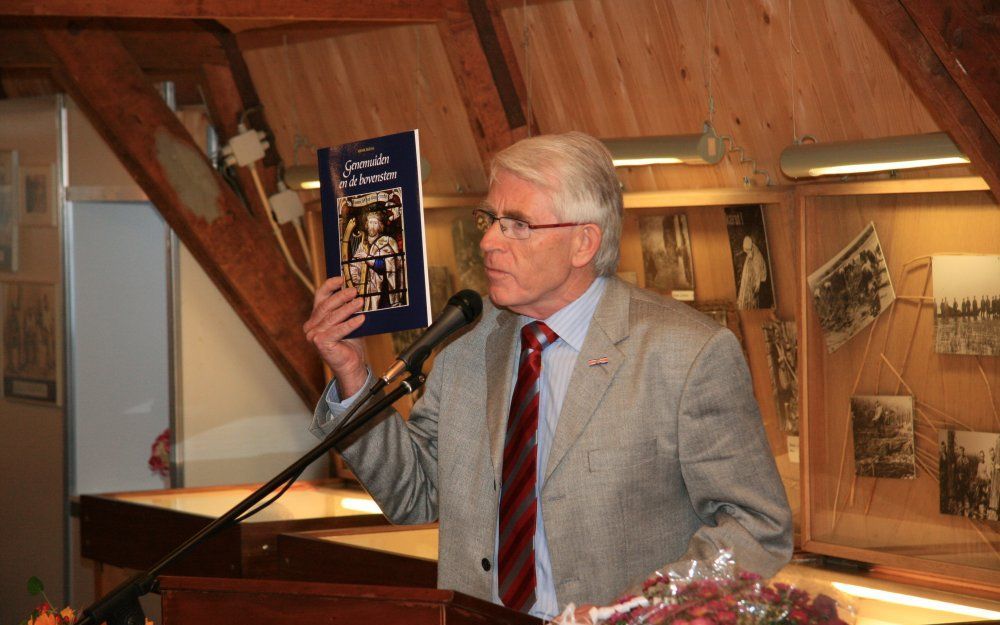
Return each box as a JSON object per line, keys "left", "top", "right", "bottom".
{"left": 446, "top": 289, "right": 483, "bottom": 322}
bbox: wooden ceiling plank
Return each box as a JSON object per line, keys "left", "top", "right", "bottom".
{"left": 898, "top": 0, "right": 1000, "bottom": 143}
{"left": 851, "top": 0, "right": 1000, "bottom": 202}
{"left": 2, "top": 0, "right": 444, "bottom": 21}
{"left": 437, "top": 0, "right": 534, "bottom": 165}
{"left": 41, "top": 20, "right": 325, "bottom": 405}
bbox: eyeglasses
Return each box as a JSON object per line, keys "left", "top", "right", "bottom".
{"left": 472, "top": 208, "right": 585, "bottom": 240}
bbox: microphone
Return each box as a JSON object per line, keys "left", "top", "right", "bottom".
{"left": 380, "top": 290, "right": 483, "bottom": 384}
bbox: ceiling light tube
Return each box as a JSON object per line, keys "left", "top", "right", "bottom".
{"left": 284, "top": 164, "right": 322, "bottom": 190}
{"left": 603, "top": 126, "right": 725, "bottom": 167}
{"left": 831, "top": 582, "right": 1000, "bottom": 620}
{"left": 780, "top": 132, "right": 969, "bottom": 178}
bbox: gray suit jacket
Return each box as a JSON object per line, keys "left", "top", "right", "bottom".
{"left": 312, "top": 277, "right": 792, "bottom": 607}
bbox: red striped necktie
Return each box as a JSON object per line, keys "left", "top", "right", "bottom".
{"left": 498, "top": 320, "right": 559, "bottom": 612}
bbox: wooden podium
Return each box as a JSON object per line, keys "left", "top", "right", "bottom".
{"left": 160, "top": 576, "right": 541, "bottom": 625}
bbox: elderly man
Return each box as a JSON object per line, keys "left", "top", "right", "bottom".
{"left": 304, "top": 132, "right": 792, "bottom": 621}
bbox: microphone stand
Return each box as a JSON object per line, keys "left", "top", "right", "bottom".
{"left": 75, "top": 371, "right": 427, "bottom": 625}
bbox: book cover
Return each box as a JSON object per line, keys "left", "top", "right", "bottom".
{"left": 318, "top": 130, "right": 430, "bottom": 338}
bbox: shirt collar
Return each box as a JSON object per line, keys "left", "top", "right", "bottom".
{"left": 519, "top": 277, "right": 607, "bottom": 352}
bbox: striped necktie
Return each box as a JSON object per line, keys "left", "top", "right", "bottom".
{"left": 498, "top": 320, "right": 558, "bottom": 612}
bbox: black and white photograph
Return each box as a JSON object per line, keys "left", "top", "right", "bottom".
{"left": 19, "top": 164, "right": 56, "bottom": 227}
{"left": 762, "top": 319, "right": 799, "bottom": 434}
{"left": 807, "top": 222, "right": 895, "bottom": 353}
{"left": 2, "top": 282, "right": 59, "bottom": 403}
{"left": 391, "top": 265, "right": 454, "bottom": 355}
{"left": 724, "top": 204, "right": 775, "bottom": 310}
{"left": 0, "top": 150, "right": 17, "bottom": 273}
{"left": 337, "top": 188, "right": 407, "bottom": 313}
{"left": 690, "top": 300, "right": 745, "bottom": 355}
{"left": 938, "top": 429, "right": 1000, "bottom": 520}
{"left": 850, "top": 395, "right": 916, "bottom": 479}
{"left": 638, "top": 213, "right": 694, "bottom": 300}
{"left": 616, "top": 270, "right": 638, "bottom": 285}
{"left": 452, "top": 212, "right": 489, "bottom": 295}
{"left": 0, "top": 149, "right": 14, "bottom": 186}
{"left": 932, "top": 255, "right": 1000, "bottom": 357}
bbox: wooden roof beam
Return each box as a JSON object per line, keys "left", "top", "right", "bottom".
{"left": 438, "top": 0, "right": 537, "bottom": 166}
{"left": 42, "top": 19, "right": 325, "bottom": 406}
{"left": 0, "top": 18, "right": 228, "bottom": 70}
{"left": 853, "top": 0, "right": 1000, "bottom": 202}
{"left": 2, "top": 0, "right": 444, "bottom": 21}
{"left": 898, "top": 0, "right": 1000, "bottom": 146}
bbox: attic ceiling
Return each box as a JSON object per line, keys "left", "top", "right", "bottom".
{"left": 4, "top": 0, "right": 995, "bottom": 193}
{"left": 1, "top": 0, "right": 996, "bottom": 406}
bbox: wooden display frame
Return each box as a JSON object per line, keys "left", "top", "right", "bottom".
{"left": 80, "top": 478, "right": 388, "bottom": 589}
{"left": 278, "top": 523, "right": 438, "bottom": 588}
{"left": 796, "top": 175, "right": 1000, "bottom": 599}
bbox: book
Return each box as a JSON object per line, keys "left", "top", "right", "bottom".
{"left": 318, "top": 130, "right": 430, "bottom": 338}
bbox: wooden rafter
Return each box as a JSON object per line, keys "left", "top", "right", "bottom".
{"left": 42, "top": 19, "right": 325, "bottom": 406}
{"left": 0, "top": 18, "right": 228, "bottom": 70}
{"left": 438, "top": 0, "right": 536, "bottom": 166}
{"left": 0, "top": 0, "right": 444, "bottom": 21}
{"left": 897, "top": 0, "right": 1000, "bottom": 146}
{"left": 853, "top": 0, "right": 1000, "bottom": 202}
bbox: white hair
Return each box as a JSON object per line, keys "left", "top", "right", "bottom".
{"left": 490, "top": 132, "right": 623, "bottom": 276}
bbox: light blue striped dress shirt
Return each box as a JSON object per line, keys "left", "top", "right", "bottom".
{"left": 496, "top": 276, "right": 607, "bottom": 620}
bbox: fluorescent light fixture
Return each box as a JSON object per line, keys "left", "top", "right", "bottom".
{"left": 284, "top": 164, "right": 321, "bottom": 190}
{"left": 603, "top": 125, "right": 725, "bottom": 167}
{"left": 780, "top": 132, "right": 969, "bottom": 178}
{"left": 832, "top": 582, "right": 1000, "bottom": 620}
{"left": 340, "top": 497, "right": 382, "bottom": 514}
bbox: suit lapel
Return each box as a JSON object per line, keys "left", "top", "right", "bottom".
{"left": 543, "top": 278, "right": 630, "bottom": 484}
{"left": 485, "top": 309, "right": 520, "bottom": 485}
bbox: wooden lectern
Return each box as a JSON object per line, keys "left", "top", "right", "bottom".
{"left": 160, "top": 576, "right": 541, "bottom": 625}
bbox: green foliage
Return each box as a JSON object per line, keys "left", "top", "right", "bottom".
{"left": 27, "top": 576, "right": 45, "bottom": 596}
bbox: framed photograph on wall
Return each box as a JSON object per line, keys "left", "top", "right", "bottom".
{"left": 638, "top": 213, "right": 695, "bottom": 300}
{"left": 2, "top": 281, "right": 60, "bottom": 404}
{"left": 0, "top": 150, "right": 18, "bottom": 272}
{"left": 724, "top": 204, "right": 776, "bottom": 310}
{"left": 19, "top": 163, "right": 57, "bottom": 227}
{"left": 689, "top": 299, "right": 745, "bottom": 353}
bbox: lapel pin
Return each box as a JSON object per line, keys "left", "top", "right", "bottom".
{"left": 587, "top": 356, "right": 610, "bottom": 366}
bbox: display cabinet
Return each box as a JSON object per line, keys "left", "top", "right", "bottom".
{"left": 80, "top": 479, "right": 388, "bottom": 590}
{"left": 797, "top": 178, "right": 1000, "bottom": 598}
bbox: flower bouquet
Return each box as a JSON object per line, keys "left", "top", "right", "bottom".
{"left": 559, "top": 551, "right": 853, "bottom": 625}
{"left": 22, "top": 577, "right": 154, "bottom": 625}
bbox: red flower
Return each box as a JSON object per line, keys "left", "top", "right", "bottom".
{"left": 148, "top": 428, "right": 171, "bottom": 477}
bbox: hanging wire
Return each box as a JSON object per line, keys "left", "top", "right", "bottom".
{"left": 718, "top": 133, "right": 772, "bottom": 187}
{"left": 704, "top": 0, "right": 715, "bottom": 124}
{"left": 282, "top": 35, "right": 316, "bottom": 165}
{"left": 788, "top": 0, "right": 797, "bottom": 143}
{"left": 702, "top": 0, "right": 771, "bottom": 186}
{"left": 418, "top": 24, "right": 423, "bottom": 131}
{"left": 522, "top": 0, "right": 533, "bottom": 136}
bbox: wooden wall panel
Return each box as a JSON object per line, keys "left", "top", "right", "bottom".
{"left": 499, "top": 0, "right": 969, "bottom": 191}
{"left": 241, "top": 24, "right": 487, "bottom": 197}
